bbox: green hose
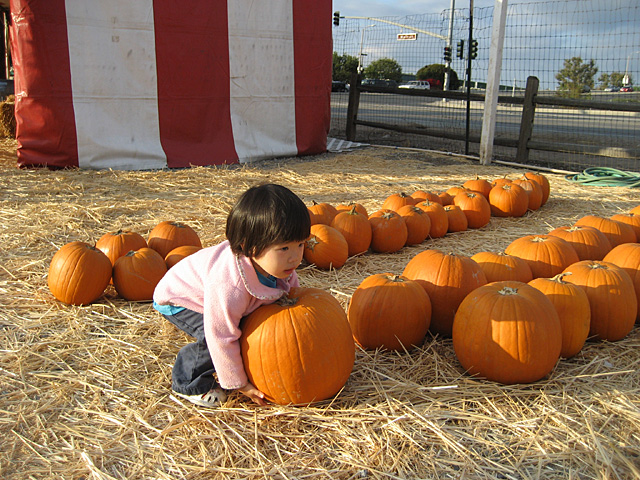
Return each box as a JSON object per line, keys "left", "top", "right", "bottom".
{"left": 565, "top": 167, "right": 640, "bottom": 188}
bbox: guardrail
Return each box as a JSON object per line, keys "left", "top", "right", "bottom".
{"left": 345, "top": 74, "right": 640, "bottom": 166}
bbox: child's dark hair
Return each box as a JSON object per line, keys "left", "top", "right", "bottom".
{"left": 226, "top": 184, "right": 311, "bottom": 257}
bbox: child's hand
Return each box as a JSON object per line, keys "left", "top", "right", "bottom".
{"left": 238, "top": 382, "right": 267, "bottom": 406}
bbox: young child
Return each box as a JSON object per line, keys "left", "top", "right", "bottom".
{"left": 153, "top": 183, "right": 311, "bottom": 407}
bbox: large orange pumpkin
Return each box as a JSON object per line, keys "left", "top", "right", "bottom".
{"left": 602, "top": 242, "right": 640, "bottom": 321}
{"left": 562, "top": 260, "right": 637, "bottom": 342}
{"left": 113, "top": 248, "right": 168, "bottom": 301}
{"left": 48, "top": 241, "right": 112, "bottom": 306}
{"left": 547, "top": 225, "right": 612, "bottom": 261}
{"left": 452, "top": 281, "right": 562, "bottom": 384}
{"left": 330, "top": 206, "right": 372, "bottom": 257}
{"left": 308, "top": 201, "right": 338, "bottom": 226}
{"left": 528, "top": 273, "right": 591, "bottom": 359}
{"left": 610, "top": 213, "right": 640, "bottom": 242}
{"left": 453, "top": 190, "right": 491, "bottom": 229}
{"left": 368, "top": 209, "right": 408, "bottom": 253}
{"left": 148, "top": 221, "right": 202, "bottom": 259}
{"left": 444, "top": 204, "right": 468, "bottom": 233}
{"left": 489, "top": 183, "right": 529, "bottom": 217}
{"left": 381, "top": 192, "right": 417, "bottom": 212}
{"left": 240, "top": 287, "right": 355, "bottom": 405}
{"left": 574, "top": 215, "right": 636, "bottom": 248}
{"left": 415, "top": 200, "right": 448, "bottom": 238}
{"left": 462, "top": 175, "right": 492, "bottom": 199}
{"left": 505, "top": 234, "right": 579, "bottom": 278}
{"left": 512, "top": 176, "right": 543, "bottom": 211}
{"left": 165, "top": 245, "right": 202, "bottom": 269}
{"left": 397, "top": 205, "right": 431, "bottom": 245}
{"left": 403, "top": 249, "right": 487, "bottom": 336}
{"left": 303, "top": 224, "right": 348, "bottom": 270}
{"left": 523, "top": 171, "right": 550, "bottom": 206}
{"left": 96, "top": 229, "right": 148, "bottom": 266}
{"left": 347, "top": 274, "right": 432, "bottom": 351}
{"left": 471, "top": 251, "right": 533, "bottom": 283}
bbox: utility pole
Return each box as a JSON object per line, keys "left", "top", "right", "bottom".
{"left": 465, "top": 0, "right": 474, "bottom": 155}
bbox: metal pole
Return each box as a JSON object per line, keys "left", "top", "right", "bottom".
{"left": 465, "top": 0, "right": 474, "bottom": 155}
{"left": 444, "top": 0, "right": 456, "bottom": 91}
{"left": 357, "top": 25, "right": 375, "bottom": 73}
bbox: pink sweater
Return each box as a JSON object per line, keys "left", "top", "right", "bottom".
{"left": 153, "top": 240, "right": 299, "bottom": 389}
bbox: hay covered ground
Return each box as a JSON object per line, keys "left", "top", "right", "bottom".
{"left": 1, "top": 138, "right": 639, "bottom": 479}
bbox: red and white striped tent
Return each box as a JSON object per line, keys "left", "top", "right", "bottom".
{"left": 10, "top": 0, "right": 332, "bottom": 169}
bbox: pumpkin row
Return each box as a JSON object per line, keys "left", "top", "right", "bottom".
{"left": 304, "top": 172, "right": 552, "bottom": 269}
{"left": 48, "top": 221, "right": 204, "bottom": 305}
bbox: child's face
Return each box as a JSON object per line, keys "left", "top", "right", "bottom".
{"left": 251, "top": 240, "right": 305, "bottom": 279}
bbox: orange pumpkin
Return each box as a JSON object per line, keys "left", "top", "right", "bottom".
{"left": 368, "top": 209, "right": 408, "bottom": 253}
{"left": 489, "top": 183, "right": 529, "bottom": 217}
{"left": 491, "top": 176, "right": 512, "bottom": 188}
{"left": 240, "top": 287, "right": 355, "bottom": 405}
{"left": 444, "top": 204, "right": 468, "bottom": 233}
{"left": 462, "top": 175, "right": 492, "bottom": 199}
{"left": 523, "top": 171, "right": 550, "bottom": 206}
{"left": 505, "top": 234, "right": 579, "bottom": 278}
{"left": 453, "top": 190, "right": 491, "bottom": 229}
{"left": 347, "top": 274, "right": 432, "bottom": 351}
{"left": 528, "top": 273, "right": 591, "bottom": 358}
{"left": 330, "top": 206, "right": 372, "bottom": 257}
{"left": 148, "top": 221, "right": 202, "bottom": 259}
{"left": 415, "top": 200, "right": 448, "bottom": 238}
{"left": 602, "top": 242, "right": 640, "bottom": 321}
{"left": 308, "top": 201, "right": 338, "bottom": 226}
{"left": 446, "top": 186, "right": 468, "bottom": 198}
{"left": 630, "top": 205, "right": 640, "bottom": 215}
{"left": 562, "top": 260, "right": 637, "bottom": 341}
{"left": 512, "top": 176, "right": 543, "bottom": 211}
{"left": 96, "top": 229, "right": 148, "bottom": 266}
{"left": 335, "top": 202, "right": 368, "bottom": 218}
{"left": 547, "top": 225, "right": 612, "bottom": 261}
{"left": 303, "top": 224, "right": 348, "bottom": 270}
{"left": 381, "top": 192, "right": 417, "bottom": 212}
{"left": 610, "top": 213, "right": 640, "bottom": 242}
{"left": 452, "top": 281, "right": 562, "bottom": 384}
{"left": 437, "top": 191, "right": 454, "bottom": 206}
{"left": 165, "top": 245, "right": 202, "bottom": 268}
{"left": 471, "top": 251, "right": 533, "bottom": 283}
{"left": 48, "top": 241, "right": 112, "bottom": 306}
{"left": 397, "top": 205, "right": 431, "bottom": 246}
{"left": 403, "top": 249, "right": 487, "bottom": 336}
{"left": 574, "top": 215, "right": 636, "bottom": 248}
{"left": 113, "top": 248, "right": 168, "bottom": 301}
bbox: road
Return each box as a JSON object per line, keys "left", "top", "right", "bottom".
{"left": 331, "top": 92, "right": 640, "bottom": 147}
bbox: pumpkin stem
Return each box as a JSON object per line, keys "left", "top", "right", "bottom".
{"left": 305, "top": 236, "right": 320, "bottom": 251}
{"left": 349, "top": 205, "right": 358, "bottom": 215}
{"left": 386, "top": 274, "right": 405, "bottom": 283}
{"left": 551, "top": 272, "right": 572, "bottom": 283}
{"left": 277, "top": 295, "right": 299, "bottom": 307}
{"left": 498, "top": 286, "right": 519, "bottom": 296}
{"left": 532, "top": 236, "right": 548, "bottom": 243}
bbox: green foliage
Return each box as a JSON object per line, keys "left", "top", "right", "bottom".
{"left": 555, "top": 57, "right": 598, "bottom": 98}
{"left": 333, "top": 52, "right": 359, "bottom": 83}
{"left": 363, "top": 58, "right": 403, "bottom": 83}
{"left": 416, "top": 64, "right": 461, "bottom": 90}
{"left": 598, "top": 72, "right": 632, "bottom": 89}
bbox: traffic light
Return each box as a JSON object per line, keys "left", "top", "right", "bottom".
{"left": 456, "top": 40, "right": 465, "bottom": 59}
{"left": 443, "top": 46, "right": 452, "bottom": 63}
{"left": 333, "top": 11, "right": 340, "bottom": 26}
{"left": 470, "top": 39, "right": 478, "bottom": 59}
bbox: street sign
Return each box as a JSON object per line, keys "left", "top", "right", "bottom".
{"left": 397, "top": 33, "right": 418, "bottom": 41}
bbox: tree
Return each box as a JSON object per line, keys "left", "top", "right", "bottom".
{"left": 555, "top": 57, "right": 598, "bottom": 98}
{"left": 333, "top": 53, "right": 359, "bottom": 83}
{"left": 363, "top": 58, "right": 403, "bottom": 82}
{"left": 416, "top": 64, "right": 461, "bottom": 90}
{"left": 598, "top": 72, "right": 631, "bottom": 89}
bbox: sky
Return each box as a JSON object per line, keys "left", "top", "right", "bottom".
{"left": 330, "top": 0, "right": 640, "bottom": 90}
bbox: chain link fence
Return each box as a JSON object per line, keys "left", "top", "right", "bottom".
{"left": 331, "top": 0, "right": 640, "bottom": 172}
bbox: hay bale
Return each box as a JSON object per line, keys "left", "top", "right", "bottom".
{"left": 0, "top": 97, "right": 15, "bottom": 138}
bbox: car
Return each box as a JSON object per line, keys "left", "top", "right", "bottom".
{"left": 331, "top": 80, "right": 348, "bottom": 92}
{"left": 361, "top": 78, "right": 398, "bottom": 88}
{"left": 399, "top": 80, "right": 430, "bottom": 90}
{"left": 620, "top": 86, "right": 634, "bottom": 92}
{"left": 603, "top": 86, "right": 619, "bottom": 92}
